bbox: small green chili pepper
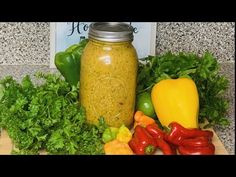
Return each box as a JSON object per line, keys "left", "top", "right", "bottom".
{"left": 102, "top": 127, "right": 119, "bottom": 143}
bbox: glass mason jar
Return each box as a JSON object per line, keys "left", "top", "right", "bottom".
{"left": 80, "top": 22, "right": 138, "bottom": 128}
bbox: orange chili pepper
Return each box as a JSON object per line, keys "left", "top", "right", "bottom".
{"left": 134, "top": 111, "right": 155, "bottom": 128}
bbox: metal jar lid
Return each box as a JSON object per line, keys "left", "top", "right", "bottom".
{"left": 88, "top": 22, "right": 134, "bottom": 42}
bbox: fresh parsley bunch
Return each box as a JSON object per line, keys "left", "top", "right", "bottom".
{"left": 0, "top": 73, "right": 105, "bottom": 154}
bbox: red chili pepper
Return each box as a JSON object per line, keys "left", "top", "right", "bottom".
{"left": 165, "top": 122, "right": 214, "bottom": 146}
{"left": 164, "top": 124, "right": 185, "bottom": 146}
{"left": 156, "top": 138, "right": 175, "bottom": 155}
{"left": 128, "top": 125, "right": 157, "bottom": 155}
{"left": 178, "top": 143, "right": 215, "bottom": 155}
{"left": 146, "top": 123, "right": 165, "bottom": 139}
{"left": 180, "top": 136, "right": 211, "bottom": 147}
{"left": 170, "top": 144, "right": 177, "bottom": 155}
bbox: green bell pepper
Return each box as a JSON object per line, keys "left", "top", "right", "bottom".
{"left": 54, "top": 39, "right": 88, "bottom": 87}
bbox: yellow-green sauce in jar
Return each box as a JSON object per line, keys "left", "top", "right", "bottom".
{"left": 80, "top": 22, "right": 138, "bottom": 127}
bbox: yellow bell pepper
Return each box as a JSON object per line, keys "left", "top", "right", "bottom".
{"left": 151, "top": 78, "right": 199, "bottom": 128}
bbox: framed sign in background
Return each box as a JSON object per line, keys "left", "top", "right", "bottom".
{"left": 50, "top": 22, "right": 157, "bottom": 68}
